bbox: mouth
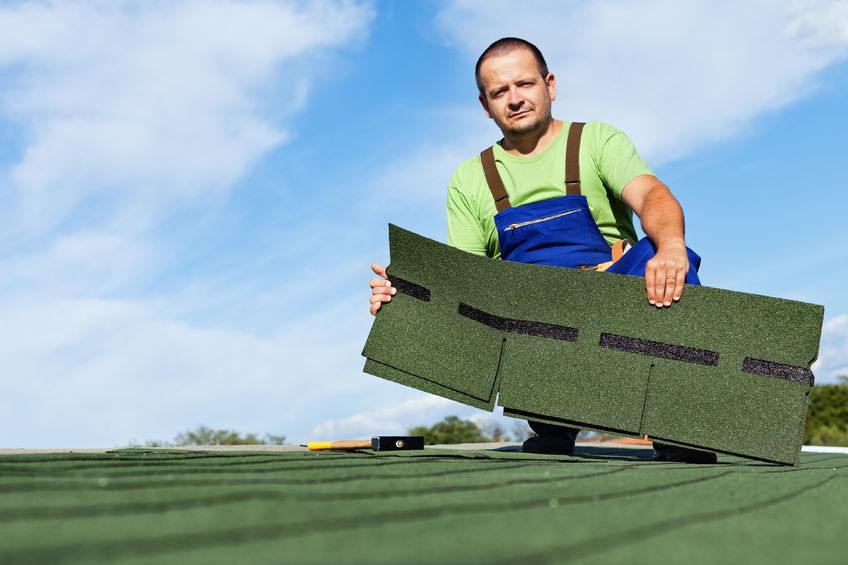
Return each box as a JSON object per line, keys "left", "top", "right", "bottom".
{"left": 509, "top": 110, "right": 531, "bottom": 119}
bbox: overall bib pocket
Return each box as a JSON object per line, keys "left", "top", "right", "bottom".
{"left": 494, "top": 195, "right": 614, "bottom": 269}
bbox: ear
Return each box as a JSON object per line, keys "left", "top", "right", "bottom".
{"left": 478, "top": 93, "right": 493, "bottom": 119}
{"left": 546, "top": 73, "right": 556, "bottom": 102}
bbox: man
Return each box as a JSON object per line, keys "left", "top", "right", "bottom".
{"left": 370, "top": 37, "right": 715, "bottom": 463}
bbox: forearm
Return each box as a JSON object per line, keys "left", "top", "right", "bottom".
{"left": 638, "top": 182, "right": 686, "bottom": 251}
{"left": 622, "top": 175, "right": 689, "bottom": 308}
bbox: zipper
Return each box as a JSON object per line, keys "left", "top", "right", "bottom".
{"left": 503, "top": 209, "right": 580, "bottom": 231}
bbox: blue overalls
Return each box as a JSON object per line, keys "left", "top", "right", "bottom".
{"left": 480, "top": 122, "right": 702, "bottom": 437}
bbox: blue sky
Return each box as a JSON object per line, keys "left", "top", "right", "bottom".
{"left": 1, "top": 0, "right": 847, "bottom": 447}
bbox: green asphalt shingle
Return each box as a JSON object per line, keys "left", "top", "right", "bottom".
{"left": 362, "top": 225, "right": 825, "bottom": 464}
{"left": 0, "top": 447, "right": 845, "bottom": 564}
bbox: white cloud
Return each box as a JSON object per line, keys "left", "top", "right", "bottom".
{"left": 435, "top": 0, "right": 848, "bottom": 164}
{"left": 812, "top": 314, "right": 848, "bottom": 384}
{"left": 308, "top": 394, "right": 477, "bottom": 441}
{"left": 0, "top": 231, "right": 156, "bottom": 296}
{"left": 0, "top": 0, "right": 378, "bottom": 448}
{"left": 0, "top": 0, "right": 374, "bottom": 234}
{"left": 309, "top": 396, "right": 533, "bottom": 444}
{"left": 788, "top": 0, "right": 848, "bottom": 47}
{"left": 0, "top": 292, "right": 374, "bottom": 447}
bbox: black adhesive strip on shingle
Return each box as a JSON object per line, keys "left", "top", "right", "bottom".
{"left": 742, "top": 357, "right": 814, "bottom": 386}
{"left": 390, "top": 277, "right": 430, "bottom": 302}
{"left": 458, "top": 303, "right": 578, "bottom": 341}
{"left": 599, "top": 333, "right": 719, "bottom": 366}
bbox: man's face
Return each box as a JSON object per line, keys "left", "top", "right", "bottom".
{"left": 477, "top": 48, "right": 556, "bottom": 138}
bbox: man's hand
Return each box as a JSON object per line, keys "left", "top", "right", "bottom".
{"left": 369, "top": 263, "right": 396, "bottom": 315}
{"left": 622, "top": 175, "right": 689, "bottom": 309}
{"left": 644, "top": 239, "right": 688, "bottom": 308}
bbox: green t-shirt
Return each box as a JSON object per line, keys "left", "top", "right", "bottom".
{"left": 446, "top": 121, "right": 653, "bottom": 258}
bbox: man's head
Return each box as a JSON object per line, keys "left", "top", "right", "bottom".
{"left": 476, "top": 37, "right": 555, "bottom": 140}
{"left": 475, "top": 37, "right": 549, "bottom": 95}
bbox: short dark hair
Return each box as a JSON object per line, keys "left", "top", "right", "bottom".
{"left": 475, "top": 37, "right": 549, "bottom": 95}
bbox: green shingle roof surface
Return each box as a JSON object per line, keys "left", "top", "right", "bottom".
{"left": 1, "top": 447, "right": 845, "bottom": 564}
{"left": 363, "top": 225, "right": 825, "bottom": 465}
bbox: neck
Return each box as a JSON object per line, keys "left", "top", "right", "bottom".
{"left": 501, "top": 119, "right": 562, "bottom": 156}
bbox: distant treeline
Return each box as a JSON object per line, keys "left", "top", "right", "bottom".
{"left": 127, "top": 425, "right": 285, "bottom": 447}
{"left": 409, "top": 416, "right": 532, "bottom": 445}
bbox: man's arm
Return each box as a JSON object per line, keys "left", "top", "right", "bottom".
{"left": 621, "top": 174, "right": 689, "bottom": 308}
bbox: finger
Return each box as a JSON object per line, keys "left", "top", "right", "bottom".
{"left": 661, "top": 274, "right": 678, "bottom": 307}
{"left": 372, "top": 284, "right": 396, "bottom": 296}
{"left": 371, "top": 263, "right": 387, "bottom": 278}
{"left": 672, "top": 271, "right": 686, "bottom": 303}
{"left": 653, "top": 267, "right": 667, "bottom": 308}
{"left": 370, "top": 277, "right": 393, "bottom": 290}
{"left": 644, "top": 264, "right": 657, "bottom": 305}
{"left": 370, "top": 293, "right": 392, "bottom": 315}
{"left": 665, "top": 257, "right": 688, "bottom": 305}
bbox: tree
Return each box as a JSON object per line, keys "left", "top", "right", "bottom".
{"left": 804, "top": 377, "right": 848, "bottom": 446}
{"left": 409, "top": 416, "right": 489, "bottom": 444}
{"left": 129, "top": 426, "right": 286, "bottom": 447}
{"left": 174, "top": 426, "right": 286, "bottom": 446}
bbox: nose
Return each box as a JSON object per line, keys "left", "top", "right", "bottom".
{"left": 506, "top": 86, "right": 524, "bottom": 107}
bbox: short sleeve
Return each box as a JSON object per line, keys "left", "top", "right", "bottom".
{"left": 592, "top": 123, "right": 655, "bottom": 200}
{"left": 446, "top": 169, "right": 488, "bottom": 256}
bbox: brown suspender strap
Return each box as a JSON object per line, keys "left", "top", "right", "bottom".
{"left": 480, "top": 146, "right": 512, "bottom": 212}
{"left": 565, "top": 121, "right": 584, "bottom": 195}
